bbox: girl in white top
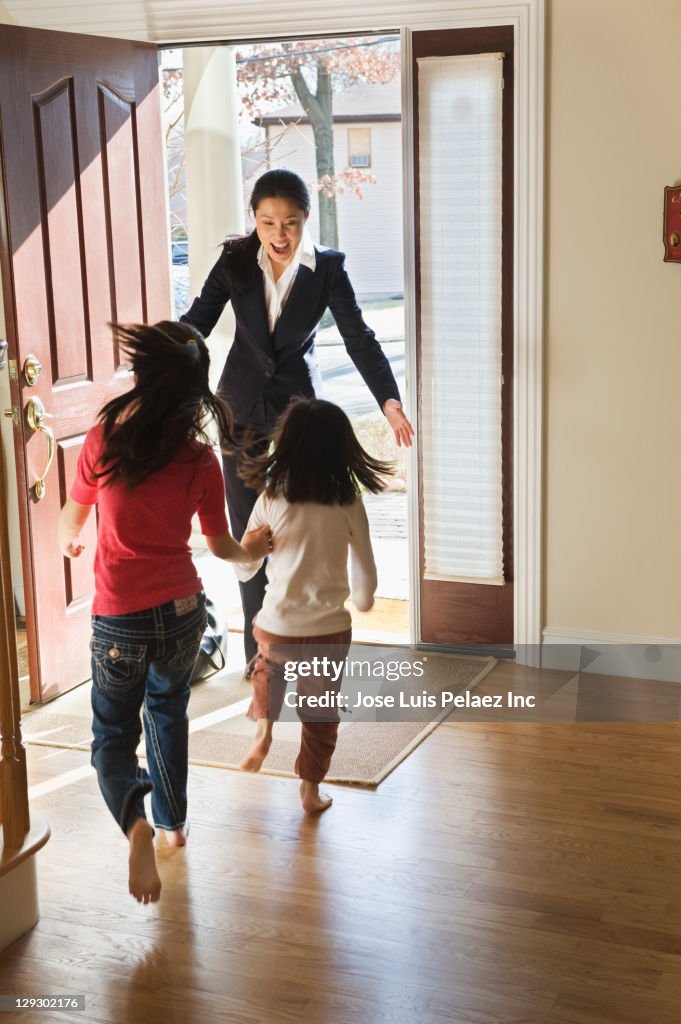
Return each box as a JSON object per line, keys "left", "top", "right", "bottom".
{"left": 237, "top": 397, "right": 391, "bottom": 812}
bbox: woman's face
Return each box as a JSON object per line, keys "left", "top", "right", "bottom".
{"left": 254, "top": 197, "right": 309, "bottom": 271}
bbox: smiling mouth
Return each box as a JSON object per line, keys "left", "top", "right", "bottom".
{"left": 271, "top": 243, "right": 290, "bottom": 257}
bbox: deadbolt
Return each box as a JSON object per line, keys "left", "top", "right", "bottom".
{"left": 22, "top": 354, "right": 42, "bottom": 386}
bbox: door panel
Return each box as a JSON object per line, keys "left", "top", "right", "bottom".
{"left": 411, "top": 27, "right": 514, "bottom": 647}
{"left": 34, "top": 79, "right": 91, "bottom": 384}
{"left": 99, "top": 83, "right": 146, "bottom": 325}
{"left": 0, "top": 24, "right": 170, "bottom": 701}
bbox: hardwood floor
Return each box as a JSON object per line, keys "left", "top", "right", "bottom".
{"left": 2, "top": 664, "right": 681, "bottom": 1023}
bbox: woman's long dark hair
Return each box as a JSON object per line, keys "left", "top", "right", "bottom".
{"left": 95, "top": 321, "right": 236, "bottom": 487}
{"left": 223, "top": 169, "right": 311, "bottom": 294}
{"left": 240, "top": 398, "right": 392, "bottom": 506}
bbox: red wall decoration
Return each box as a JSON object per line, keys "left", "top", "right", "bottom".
{"left": 663, "top": 186, "right": 681, "bottom": 262}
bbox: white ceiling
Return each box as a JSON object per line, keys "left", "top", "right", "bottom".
{"left": 3, "top": 0, "right": 420, "bottom": 44}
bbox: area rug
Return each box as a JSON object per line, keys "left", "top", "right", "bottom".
{"left": 21, "top": 649, "right": 496, "bottom": 786}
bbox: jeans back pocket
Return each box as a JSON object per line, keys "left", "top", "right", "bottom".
{"left": 91, "top": 638, "right": 147, "bottom": 694}
{"left": 167, "top": 630, "right": 204, "bottom": 672}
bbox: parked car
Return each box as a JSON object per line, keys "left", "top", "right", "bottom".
{"left": 171, "top": 240, "right": 189, "bottom": 265}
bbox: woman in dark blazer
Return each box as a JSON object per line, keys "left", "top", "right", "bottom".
{"left": 181, "top": 169, "right": 413, "bottom": 663}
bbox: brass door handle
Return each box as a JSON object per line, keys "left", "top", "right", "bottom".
{"left": 26, "top": 397, "right": 55, "bottom": 501}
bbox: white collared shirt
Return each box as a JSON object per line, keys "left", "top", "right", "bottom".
{"left": 257, "top": 229, "right": 316, "bottom": 333}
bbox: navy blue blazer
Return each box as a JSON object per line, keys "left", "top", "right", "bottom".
{"left": 180, "top": 245, "right": 401, "bottom": 426}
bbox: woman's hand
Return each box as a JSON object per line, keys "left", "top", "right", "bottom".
{"left": 383, "top": 400, "right": 414, "bottom": 448}
{"left": 241, "top": 524, "right": 273, "bottom": 560}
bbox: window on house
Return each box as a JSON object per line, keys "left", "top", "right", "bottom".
{"left": 348, "top": 126, "right": 371, "bottom": 168}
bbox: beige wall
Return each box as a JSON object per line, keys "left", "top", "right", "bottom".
{"left": 544, "top": 0, "right": 681, "bottom": 638}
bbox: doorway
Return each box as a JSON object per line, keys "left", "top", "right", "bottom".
{"left": 0, "top": 12, "right": 542, "bottom": 707}
{"left": 159, "top": 36, "right": 411, "bottom": 646}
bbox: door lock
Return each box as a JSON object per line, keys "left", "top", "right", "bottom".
{"left": 22, "top": 354, "right": 42, "bottom": 386}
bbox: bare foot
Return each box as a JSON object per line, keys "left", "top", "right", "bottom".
{"left": 300, "top": 781, "right": 333, "bottom": 814}
{"left": 240, "top": 720, "right": 273, "bottom": 772}
{"left": 240, "top": 736, "right": 272, "bottom": 771}
{"left": 159, "top": 823, "right": 189, "bottom": 847}
{"left": 127, "top": 818, "right": 161, "bottom": 904}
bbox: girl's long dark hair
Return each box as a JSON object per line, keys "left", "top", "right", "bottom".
{"left": 240, "top": 398, "right": 392, "bottom": 506}
{"left": 95, "top": 321, "right": 236, "bottom": 487}
{"left": 223, "top": 169, "right": 311, "bottom": 294}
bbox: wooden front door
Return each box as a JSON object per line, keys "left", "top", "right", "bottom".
{"left": 0, "top": 25, "right": 170, "bottom": 702}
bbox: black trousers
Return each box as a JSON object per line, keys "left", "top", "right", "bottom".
{"left": 221, "top": 439, "right": 269, "bottom": 662}
{"left": 203, "top": 397, "right": 278, "bottom": 663}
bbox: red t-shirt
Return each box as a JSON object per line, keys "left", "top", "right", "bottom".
{"left": 71, "top": 423, "right": 228, "bottom": 615}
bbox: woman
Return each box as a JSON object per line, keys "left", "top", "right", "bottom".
{"left": 181, "top": 168, "right": 413, "bottom": 664}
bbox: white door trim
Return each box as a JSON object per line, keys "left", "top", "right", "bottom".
{"left": 400, "top": 26, "right": 420, "bottom": 647}
{"left": 512, "top": 0, "right": 545, "bottom": 649}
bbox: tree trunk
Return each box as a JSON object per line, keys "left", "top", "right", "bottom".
{"left": 290, "top": 61, "right": 338, "bottom": 249}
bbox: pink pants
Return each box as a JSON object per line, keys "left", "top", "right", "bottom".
{"left": 248, "top": 623, "right": 352, "bottom": 783}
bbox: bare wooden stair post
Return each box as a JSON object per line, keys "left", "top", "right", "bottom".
{"left": 0, "top": 337, "right": 50, "bottom": 949}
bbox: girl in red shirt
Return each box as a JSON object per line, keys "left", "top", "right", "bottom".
{"left": 58, "top": 321, "right": 270, "bottom": 905}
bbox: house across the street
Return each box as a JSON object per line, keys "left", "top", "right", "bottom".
{"left": 252, "top": 79, "right": 403, "bottom": 300}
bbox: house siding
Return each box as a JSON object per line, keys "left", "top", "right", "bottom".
{"left": 264, "top": 119, "right": 403, "bottom": 298}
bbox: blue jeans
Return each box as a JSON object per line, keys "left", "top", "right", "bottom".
{"left": 90, "top": 593, "right": 207, "bottom": 835}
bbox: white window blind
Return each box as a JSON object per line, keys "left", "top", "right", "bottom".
{"left": 417, "top": 52, "right": 505, "bottom": 585}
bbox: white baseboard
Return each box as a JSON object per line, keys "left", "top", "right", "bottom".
{"left": 542, "top": 627, "right": 681, "bottom": 683}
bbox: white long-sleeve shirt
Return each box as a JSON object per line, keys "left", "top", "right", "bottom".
{"left": 235, "top": 492, "right": 377, "bottom": 636}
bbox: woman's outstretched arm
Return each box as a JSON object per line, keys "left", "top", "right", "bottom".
{"left": 326, "top": 255, "right": 414, "bottom": 447}
{"left": 180, "top": 251, "right": 232, "bottom": 339}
